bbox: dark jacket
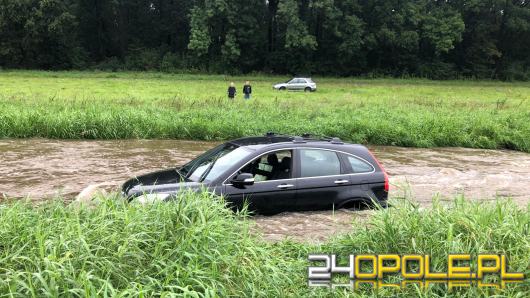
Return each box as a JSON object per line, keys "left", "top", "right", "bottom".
{"left": 228, "top": 86, "right": 236, "bottom": 98}
{"left": 243, "top": 84, "right": 252, "bottom": 95}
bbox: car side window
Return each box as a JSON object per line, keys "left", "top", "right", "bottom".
{"left": 346, "top": 156, "right": 374, "bottom": 173}
{"left": 299, "top": 149, "right": 341, "bottom": 178}
{"left": 239, "top": 150, "right": 292, "bottom": 182}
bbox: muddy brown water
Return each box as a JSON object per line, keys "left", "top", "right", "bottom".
{"left": 1, "top": 139, "right": 529, "bottom": 242}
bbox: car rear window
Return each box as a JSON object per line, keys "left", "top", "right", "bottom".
{"left": 346, "top": 156, "right": 374, "bottom": 173}
{"left": 300, "top": 149, "right": 341, "bottom": 177}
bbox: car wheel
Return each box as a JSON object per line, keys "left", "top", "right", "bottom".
{"left": 304, "top": 87, "right": 311, "bottom": 92}
{"left": 279, "top": 86, "right": 286, "bottom": 91}
{"left": 341, "top": 200, "right": 370, "bottom": 211}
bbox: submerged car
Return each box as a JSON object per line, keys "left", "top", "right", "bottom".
{"left": 122, "top": 133, "right": 388, "bottom": 214}
{"left": 273, "top": 78, "right": 317, "bottom": 92}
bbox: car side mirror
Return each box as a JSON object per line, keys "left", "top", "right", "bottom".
{"left": 231, "top": 173, "right": 255, "bottom": 186}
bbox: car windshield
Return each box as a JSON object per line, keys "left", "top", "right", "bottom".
{"left": 180, "top": 143, "right": 252, "bottom": 183}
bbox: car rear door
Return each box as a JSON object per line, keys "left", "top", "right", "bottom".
{"left": 288, "top": 79, "right": 301, "bottom": 90}
{"left": 340, "top": 153, "right": 383, "bottom": 203}
{"left": 222, "top": 150, "right": 297, "bottom": 214}
{"left": 299, "top": 79, "right": 309, "bottom": 90}
{"left": 296, "top": 79, "right": 308, "bottom": 90}
{"left": 294, "top": 148, "right": 352, "bottom": 211}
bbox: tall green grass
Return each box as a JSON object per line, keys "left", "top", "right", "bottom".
{"left": 316, "top": 197, "right": 530, "bottom": 297}
{"left": 0, "top": 71, "right": 529, "bottom": 152}
{"left": 0, "top": 193, "right": 528, "bottom": 297}
{"left": 0, "top": 192, "right": 296, "bottom": 297}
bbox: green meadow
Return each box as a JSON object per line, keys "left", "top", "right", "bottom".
{"left": 1, "top": 70, "right": 529, "bottom": 152}
{"left": 0, "top": 193, "right": 528, "bottom": 297}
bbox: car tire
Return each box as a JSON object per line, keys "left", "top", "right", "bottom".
{"left": 341, "top": 200, "right": 371, "bottom": 211}
{"left": 304, "top": 87, "right": 311, "bottom": 92}
{"left": 279, "top": 87, "right": 286, "bottom": 91}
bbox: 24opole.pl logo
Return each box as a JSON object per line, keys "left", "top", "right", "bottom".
{"left": 308, "top": 254, "right": 525, "bottom": 290}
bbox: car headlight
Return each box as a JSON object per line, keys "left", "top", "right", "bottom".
{"left": 135, "top": 193, "right": 171, "bottom": 204}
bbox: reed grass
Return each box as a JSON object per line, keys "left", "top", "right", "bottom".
{"left": 0, "top": 192, "right": 527, "bottom": 297}
{"left": 0, "top": 192, "right": 297, "bottom": 297}
{"left": 315, "top": 197, "right": 530, "bottom": 297}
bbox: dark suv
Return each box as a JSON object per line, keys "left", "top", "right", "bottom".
{"left": 122, "top": 134, "right": 389, "bottom": 214}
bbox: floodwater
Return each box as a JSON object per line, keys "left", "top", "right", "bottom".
{"left": 1, "top": 139, "right": 529, "bottom": 242}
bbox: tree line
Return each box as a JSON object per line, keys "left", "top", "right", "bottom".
{"left": 0, "top": 0, "right": 529, "bottom": 80}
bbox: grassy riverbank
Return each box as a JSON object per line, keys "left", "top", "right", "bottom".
{"left": 0, "top": 193, "right": 528, "bottom": 296}
{"left": 0, "top": 71, "right": 529, "bottom": 152}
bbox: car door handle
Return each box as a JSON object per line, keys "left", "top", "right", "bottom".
{"left": 277, "top": 184, "right": 294, "bottom": 189}
{"left": 334, "top": 179, "right": 349, "bottom": 185}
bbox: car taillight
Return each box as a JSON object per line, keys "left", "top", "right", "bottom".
{"left": 384, "top": 171, "right": 389, "bottom": 192}
{"left": 368, "top": 150, "right": 389, "bottom": 192}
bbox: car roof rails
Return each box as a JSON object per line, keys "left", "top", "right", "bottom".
{"left": 265, "top": 132, "right": 342, "bottom": 144}
{"left": 266, "top": 132, "right": 307, "bottom": 143}
{"left": 292, "top": 136, "right": 306, "bottom": 143}
{"left": 329, "top": 137, "right": 344, "bottom": 144}
{"left": 265, "top": 132, "right": 291, "bottom": 138}
{"left": 301, "top": 133, "right": 343, "bottom": 143}
{"left": 301, "top": 133, "right": 325, "bottom": 140}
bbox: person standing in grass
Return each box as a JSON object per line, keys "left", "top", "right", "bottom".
{"left": 227, "top": 82, "right": 236, "bottom": 99}
{"left": 243, "top": 81, "right": 252, "bottom": 100}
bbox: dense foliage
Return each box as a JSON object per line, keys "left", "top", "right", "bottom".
{"left": 0, "top": 0, "right": 529, "bottom": 80}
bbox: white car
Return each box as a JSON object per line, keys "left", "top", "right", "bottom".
{"left": 273, "top": 78, "right": 317, "bottom": 92}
